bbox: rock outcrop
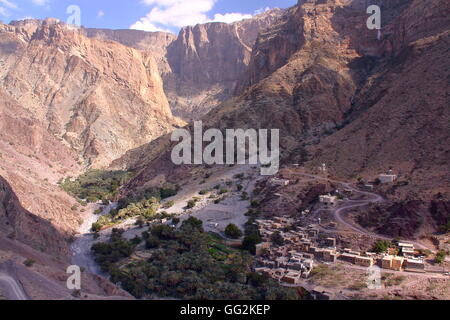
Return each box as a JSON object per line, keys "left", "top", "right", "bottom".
{"left": 164, "top": 9, "right": 285, "bottom": 120}
{"left": 0, "top": 19, "right": 181, "bottom": 168}
{"left": 119, "top": 0, "right": 449, "bottom": 205}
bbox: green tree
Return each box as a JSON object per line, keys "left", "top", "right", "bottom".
{"left": 435, "top": 250, "right": 447, "bottom": 264}
{"left": 242, "top": 234, "right": 262, "bottom": 255}
{"left": 225, "top": 224, "right": 243, "bottom": 239}
{"left": 373, "top": 240, "right": 392, "bottom": 253}
{"left": 271, "top": 231, "right": 285, "bottom": 246}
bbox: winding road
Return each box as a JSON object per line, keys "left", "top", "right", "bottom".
{"left": 285, "top": 170, "right": 437, "bottom": 252}
{"left": 71, "top": 202, "right": 118, "bottom": 276}
{"left": 0, "top": 273, "right": 28, "bottom": 300}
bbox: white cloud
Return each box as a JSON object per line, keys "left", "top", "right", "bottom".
{"left": 131, "top": 0, "right": 218, "bottom": 32}
{"left": 97, "top": 10, "right": 104, "bottom": 19}
{"left": 211, "top": 12, "right": 252, "bottom": 24}
{"left": 130, "top": 20, "right": 171, "bottom": 32}
{"left": 131, "top": 0, "right": 257, "bottom": 32}
{"left": 0, "top": 0, "right": 17, "bottom": 9}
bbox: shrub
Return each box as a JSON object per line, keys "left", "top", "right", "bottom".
{"left": 242, "top": 234, "right": 262, "bottom": 255}
{"left": 187, "top": 200, "right": 196, "bottom": 209}
{"left": 435, "top": 250, "right": 447, "bottom": 264}
{"left": 146, "top": 236, "right": 161, "bottom": 249}
{"left": 182, "top": 217, "right": 204, "bottom": 232}
{"left": 61, "top": 170, "right": 134, "bottom": 202}
{"left": 271, "top": 232, "right": 285, "bottom": 246}
{"left": 373, "top": 240, "right": 393, "bottom": 253}
{"left": 163, "top": 200, "right": 175, "bottom": 209}
{"left": 24, "top": 259, "right": 36, "bottom": 267}
{"left": 199, "top": 190, "right": 209, "bottom": 195}
{"left": 225, "top": 224, "right": 243, "bottom": 239}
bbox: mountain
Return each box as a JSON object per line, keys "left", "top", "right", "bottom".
{"left": 119, "top": 0, "right": 449, "bottom": 205}
{"left": 0, "top": 18, "right": 182, "bottom": 168}
{"left": 164, "top": 9, "right": 285, "bottom": 120}
{"left": 79, "top": 10, "right": 285, "bottom": 122}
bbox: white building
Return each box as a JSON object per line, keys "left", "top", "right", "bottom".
{"left": 379, "top": 174, "right": 398, "bottom": 184}
{"left": 269, "top": 178, "right": 290, "bottom": 187}
{"left": 319, "top": 195, "right": 338, "bottom": 205}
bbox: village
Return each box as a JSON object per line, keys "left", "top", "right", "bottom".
{"left": 253, "top": 216, "right": 429, "bottom": 286}
{"left": 251, "top": 171, "right": 438, "bottom": 288}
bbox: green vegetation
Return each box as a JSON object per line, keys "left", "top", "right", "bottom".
{"left": 234, "top": 173, "right": 245, "bottom": 180}
{"left": 187, "top": 200, "right": 196, "bottom": 209}
{"left": 271, "top": 231, "right": 285, "bottom": 246}
{"left": 163, "top": 200, "right": 175, "bottom": 209}
{"left": 373, "top": 240, "right": 393, "bottom": 253}
{"left": 92, "top": 219, "right": 298, "bottom": 300}
{"left": 435, "top": 250, "right": 447, "bottom": 264}
{"left": 89, "top": 184, "right": 180, "bottom": 232}
{"left": 23, "top": 258, "right": 36, "bottom": 267}
{"left": 61, "top": 170, "right": 134, "bottom": 203}
{"left": 225, "top": 224, "right": 243, "bottom": 239}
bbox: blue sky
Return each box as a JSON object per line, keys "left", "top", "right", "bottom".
{"left": 0, "top": 0, "right": 297, "bottom": 33}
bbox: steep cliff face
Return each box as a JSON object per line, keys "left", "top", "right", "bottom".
{"left": 0, "top": 175, "right": 70, "bottom": 257}
{"left": 0, "top": 19, "right": 181, "bottom": 168}
{"left": 82, "top": 28, "right": 177, "bottom": 75}
{"left": 306, "top": 0, "right": 450, "bottom": 200}
{"left": 0, "top": 87, "right": 83, "bottom": 257}
{"left": 164, "top": 9, "right": 285, "bottom": 120}
{"left": 119, "top": 0, "right": 449, "bottom": 204}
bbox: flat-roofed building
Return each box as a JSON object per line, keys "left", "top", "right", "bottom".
{"left": 391, "top": 257, "right": 404, "bottom": 271}
{"left": 325, "top": 238, "right": 336, "bottom": 247}
{"left": 379, "top": 174, "right": 398, "bottom": 184}
{"left": 255, "top": 242, "right": 270, "bottom": 256}
{"left": 282, "top": 272, "right": 302, "bottom": 285}
{"left": 355, "top": 256, "right": 374, "bottom": 267}
{"left": 382, "top": 256, "right": 393, "bottom": 269}
{"left": 405, "top": 259, "right": 425, "bottom": 272}
{"left": 382, "top": 256, "right": 405, "bottom": 271}
{"left": 340, "top": 253, "right": 357, "bottom": 264}
{"left": 320, "top": 249, "right": 337, "bottom": 263}
{"left": 320, "top": 195, "right": 338, "bottom": 205}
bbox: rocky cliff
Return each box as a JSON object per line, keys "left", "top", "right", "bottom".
{"left": 119, "top": 0, "right": 449, "bottom": 205}
{"left": 79, "top": 10, "right": 285, "bottom": 122}
{"left": 0, "top": 18, "right": 181, "bottom": 168}
{"left": 164, "top": 9, "right": 285, "bottom": 120}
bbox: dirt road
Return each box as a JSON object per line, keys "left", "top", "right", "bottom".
{"left": 71, "top": 202, "right": 117, "bottom": 276}
{"left": 0, "top": 273, "right": 28, "bottom": 300}
{"left": 285, "top": 170, "right": 436, "bottom": 252}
